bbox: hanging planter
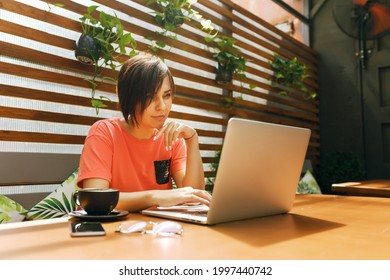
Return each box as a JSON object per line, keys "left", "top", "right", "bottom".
{"left": 148, "top": 0, "right": 198, "bottom": 32}
{"left": 270, "top": 53, "right": 316, "bottom": 99}
{"left": 145, "top": 0, "right": 200, "bottom": 54}
{"left": 205, "top": 34, "right": 247, "bottom": 85}
{"left": 74, "top": 33, "right": 100, "bottom": 65}
{"left": 158, "top": 3, "right": 185, "bottom": 30}
{"left": 75, "top": 5, "right": 137, "bottom": 113}
{"left": 215, "top": 63, "right": 233, "bottom": 85}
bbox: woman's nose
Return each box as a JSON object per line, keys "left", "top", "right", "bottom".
{"left": 155, "top": 97, "right": 166, "bottom": 111}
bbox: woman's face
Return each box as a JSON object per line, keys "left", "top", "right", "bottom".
{"left": 136, "top": 76, "right": 173, "bottom": 129}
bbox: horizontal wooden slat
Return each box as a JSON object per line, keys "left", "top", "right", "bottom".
{"left": 0, "top": 130, "right": 86, "bottom": 144}
{"left": 0, "top": 60, "right": 115, "bottom": 94}
{"left": 0, "top": 105, "right": 100, "bottom": 126}
{"left": 174, "top": 96, "right": 319, "bottom": 131}
{"left": 0, "top": 84, "right": 116, "bottom": 109}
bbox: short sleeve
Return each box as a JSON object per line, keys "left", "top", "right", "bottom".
{"left": 77, "top": 121, "right": 114, "bottom": 187}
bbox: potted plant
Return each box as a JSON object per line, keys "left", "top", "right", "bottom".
{"left": 145, "top": 0, "right": 200, "bottom": 53}
{"left": 270, "top": 53, "right": 316, "bottom": 98}
{"left": 318, "top": 151, "right": 364, "bottom": 194}
{"left": 75, "top": 33, "right": 100, "bottom": 65}
{"left": 75, "top": 5, "right": 137, "bottom": 113}
{"left": 206, "top": 149, "right": 221, "bottom": 193}
{"left": 204, "top": 34, "right": 248, "bottom": 85}
{"left": 148, "top": 0, "right": 199, "bottom": 31}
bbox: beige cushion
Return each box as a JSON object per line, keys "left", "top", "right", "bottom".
{"left": 0, "top": 194, "right": 27, "bottom": 224}
{"left": 297, "top": 170, "right": 321, "bottom": 194}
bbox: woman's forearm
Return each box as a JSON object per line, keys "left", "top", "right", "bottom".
{"left": 182, "top": 133, "right": 205, "bottom": 189}
{"left": 116, "top": 190, "right": 156, "bottom": 212}
{"left": 82, "top": 178, "right": 155, "bottom": 212}
{"left": 118, "top": 187, "right": 210, "bottom": 212}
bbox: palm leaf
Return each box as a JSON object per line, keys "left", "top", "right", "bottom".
{"left": 30, "top": 210, "right": 65, "bottom": 220}
{"left": 39, "top": 198, "right": 66, "bottom": 213}
{"left": 61, "top": 192, "right": 76, "bottom": 213}
{"left": 28, "top": 195, "right": 72, "bottom": 220}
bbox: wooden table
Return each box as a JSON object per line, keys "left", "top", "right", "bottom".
{"left": 2, "top": 194, "right": 390, "bottom": 260}
{"left": 332, "top": 180, "right": 390, "bottom": 198}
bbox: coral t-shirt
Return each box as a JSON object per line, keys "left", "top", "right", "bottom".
{"left": 77, "top": 118, "right": 186, "bottom": 192}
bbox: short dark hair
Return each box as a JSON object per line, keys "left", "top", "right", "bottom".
{"left": 117, "top": 53, "right": 175, "bottom": 126}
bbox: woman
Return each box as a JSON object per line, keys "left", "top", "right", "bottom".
{"left": 77, "top": 52, "right": 211, "bottom": 212}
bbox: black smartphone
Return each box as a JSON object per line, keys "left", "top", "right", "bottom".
{"left": 69, "top": 221, "right": 106, "bottom": 237}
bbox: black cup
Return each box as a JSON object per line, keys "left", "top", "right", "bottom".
{"left": 73, "top": 188, "right": 119, "bottom": 215}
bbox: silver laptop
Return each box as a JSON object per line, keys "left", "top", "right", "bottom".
{"left": 142, "top": 117, "right": 311, "bottom": 225}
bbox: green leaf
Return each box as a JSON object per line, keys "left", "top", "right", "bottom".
{"left": 87, "top": 5, "right": 99, "bottom": 14}
{"left": 121, "top": 33, "right": 133, "bottom": 46}
{"left": 144, "top": 36, "right": 155, "bottom": 41}
{"left": 91, "top": 99, "right": 108, "bottom": 110}
{"left": 47, "top": 197, "right": 67, "bottom": 212}
{"left": 62, "top": 192, "right": 72, "bottom": 213}
{"left": 156, "top": 40, "right": 166, "bottom": 48}
{"left": 155, "top": 14, "right": 164, "bottom": 24}
{"left": 146, "top": 0, "right": 158, "bottom": 5}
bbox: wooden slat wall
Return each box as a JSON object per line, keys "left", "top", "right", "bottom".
{"left": 0, "top": 0, "right": 319, "bottom": 185}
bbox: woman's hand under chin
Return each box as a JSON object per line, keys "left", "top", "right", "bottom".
{"left": 153, "top": 121, "right": 196, "bottom": 150}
